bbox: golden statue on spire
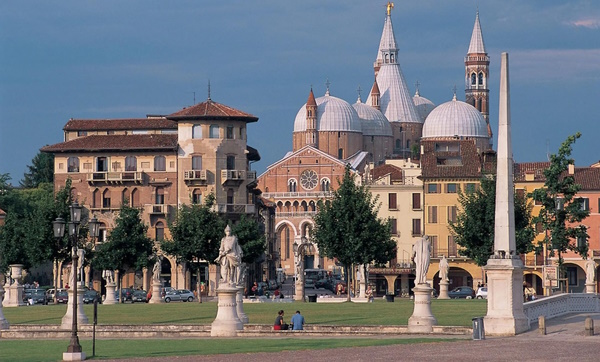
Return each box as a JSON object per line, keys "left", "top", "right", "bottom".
{"left": 386, "top": 2, "right": 394, "bottom": 16}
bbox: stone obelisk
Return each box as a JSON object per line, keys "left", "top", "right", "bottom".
{"left": 483, "top": 52, "right": 529, "bottom": 335}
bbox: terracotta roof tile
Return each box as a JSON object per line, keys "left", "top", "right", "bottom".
{"left": 168, "top": 99, "right": 258, "bottom": 122}
{"left": 64, "top": 118, "right": 176, "bottom": 131}
{"left": 421, "top": 140, "right": 489, "bottom": 179}
{"left": 513, "top": 162, "right": 550, "bottom": 182}
{"left": 41, "top": 134, "right": 178, "bottom": 153}
{"left": 573, "top": 167, "right": 600, "bottom": 190}
{"left": 371, "top": 164, "right": 403, "bottom": 182}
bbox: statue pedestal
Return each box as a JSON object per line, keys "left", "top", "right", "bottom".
{"left": 236, "top": 286, "right": 248, "bottom": 324}
{"left": 103, "top": 283, "right": 118, "bottom": 305}
{"left": 61, "top": 286, "right": 89, "bottom": 329}
{"left": 408, "top": 284, "right": 437, "bottom": 333}
{"left": 149, "top": 282, "right": 164, "bottom": 304}
{"left": 484, "top": 258, "right": 529, "bottom": 335}
{"left": 585, "top": 282, "right": 596, "bottom": 294}
{"left": 211, "top": 285, "right": 243, "bottom": 336}
{"left": 438, "top": 280, "right": 450, "bottom": 299}
{"left": 294, "top": 277, "right": 304, "bottom": 301}
{"left": 0, "top": 285, "right": 9, "bottom": 329}
{"left": 62, "top": 351, "right": 86, "bottom": 361}
{"left": 4, "top": 284, "right": 25, "bottom": 307}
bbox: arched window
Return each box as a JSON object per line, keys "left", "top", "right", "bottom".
{"left": 122, "top": 188, "right": 130, "bottom": 206}
{"left": 478, "top": 72, "right": 484, "bottom": 85}
{"left": 68, "top": 157, "right": 80, "bottom": 173}
{"left": 192, "top": 124, "right": 202, "bottom": 139}
{"left": 338, "top": 148, "right": 343, "bottom": 159}
{"left": 288, "top": 179, "right": 297, "bottom": 192}
{"left": 125, "top": 156, "right": 137, "bottom": 171}
{"left": 292, "top": 201, "right": 299, "bottom": 212}
{"left": 102, "top": 189, "right": 111, "bottom": 208}
{"left": 309, "top": 200, "right": 316, "bottom": 212}
{"left": 284, "top": 201, "right": 291, "bottom": 212}
{"left": 154, "top": 156, "right": 166, "bottom": 171}
{"left": 93, "top": 189, "right": 100, "bottom": 209}
{"left": 279, "top": 225, "right": 291, "bottom": 260}
{"left": 471, "top": 73, "right": 477, "bottom": 85}
{"left": 155, "top": 221, "right": 165, "bottom": 241}
{"left": 320, "top": 178, "right": 330, "bottom": 192}
{"left": 192, "top": 189, "right": 202, "bottom": 204}
{"left": 301, "top": 201, "right": 308, "bottom": 211}
{"left": 131, "top": 188, "right": 140, "bottom": 207}
{"left": 209, "top": 125, "right": 219, "bottom": 138}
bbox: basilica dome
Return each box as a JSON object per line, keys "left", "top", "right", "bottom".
{"left": 412, "top": 91, "right": 436, "bottom": 122}
{"left": 352, "top": 100, "right": 392, "bottom": 136}
{"left": 422, "top": 95, "right": 488, "bottom": 139}
{"left": 294, "top": 93, "right": 362, "bottom": 133}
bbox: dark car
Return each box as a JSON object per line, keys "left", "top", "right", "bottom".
{"left": 132, "top": 290, "right": 148, "bottom": 303}
{"left": 24, "top": 289, "right": 47, "bottom": 305}
{"left": 55, "top": 291, "right": 69, "bottom": 304}
{"left": 120, "top": 288, "right": 134, "bottom": 302}
{"left": 83, "top": 290, "right": 101, "bottom": 304}
{"left": 315, "top": 278, "right": 332, "bottom": 290}
{"left": 448, "top": 286, "right": 476, "bottom": 299}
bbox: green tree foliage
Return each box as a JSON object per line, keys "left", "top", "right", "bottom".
{"left": 20, "top": 151, "right": 54, "bottom": 188}
{"left": 530, "top": 133, "right": 589, "bottom": 271}
{"left": 313, "top": 166, "right": 395, "bottom": 300}
{"left": 232, "top": 214, "right": 266, "bottom": 265}
{"left": 162, "top": 194, "right": 225, "bottom": 296}
{"left": 449, "top": 175, "right": 535, "bottom": 267}
{"left": 93, "top": 204, "right": 155, "bottom": 298}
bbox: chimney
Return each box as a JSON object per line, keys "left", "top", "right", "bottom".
{"left": 568, "top": 163, "right": 575, "bottom": 175}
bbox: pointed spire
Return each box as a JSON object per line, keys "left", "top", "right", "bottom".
{"left": 307, "top": 87, "right": 317, "bottom": 107}
{"left": 370, "top": 78, "right": 380, "bottom": 110}
{"left": 468, "top": 11, "right": 486, "bottom": 54}
{"left": 375, "top": 3, "right": 399, "bottom": 66}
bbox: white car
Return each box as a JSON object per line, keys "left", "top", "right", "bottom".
{"left": 476, "top": 287, "right": 488, "bottom": 299}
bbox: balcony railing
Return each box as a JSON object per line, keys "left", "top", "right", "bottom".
{"left": 184, "top": 170, "right": 208, "bottom": 181}
{"left": 275, "top": 211, "right": 317, "bottom": 218}
{"left": 87, "top": 171, "right": 143, "bottom": 184}
{"left": 212, "top": 203, "right": 255, "bottom": 214}
{"left": 145, "top": 204, "right": 167, "bottom": 215}
{"left": 262, "top": 191, "right": 333, "bottom": 199}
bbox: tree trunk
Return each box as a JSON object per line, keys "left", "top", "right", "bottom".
{"left": 119, "top": 274, "right": 124, "bottom": 304}
{"left": 54, "top": 259, "right": 59, "bottom": 305}
{"left": 346, "top": 265, "right": 352, "bottom": 302}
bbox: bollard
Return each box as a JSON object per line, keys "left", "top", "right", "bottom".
{"left": 538, "top": 315, "right": 546, "bottom": 335}
{"left": 472, "top": 317, "right": 485, "bottom": 340}
{"left": 584, "top": 317, "right": 594, "bottom": 336}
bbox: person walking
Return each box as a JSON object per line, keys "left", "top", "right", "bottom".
{"left": 290, "top": 310, "right": 305, "bottom": 330}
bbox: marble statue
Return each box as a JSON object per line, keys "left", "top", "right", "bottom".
{"left": 102, "top": 269, "right": 114, "bottom": 284}
{"left": 413, "top": 235, "right": 431, "bottom": 285}
{"left": 215, "top": 225, "right": 243, "bottom": 286}
{"left": 586, "top": 259, "right": 596, "bottom": 284}
{"left": 439, "top": 255, "right": 449, "bottom": 282}
{"left": 77, "top": 248, "right": 85, "bottom": 285}
{"left": 152, "top": 256, "right": 162, "bottom": 283}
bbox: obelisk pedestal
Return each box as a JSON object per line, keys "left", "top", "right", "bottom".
{"left": 236, "top": 286, "right": 248, "bottom": 324}
{"left": 103, "top": 283, "right": 118, "bottom": 305}
{"left": 149, "top": 282, "right": 164, "bottom": 304}
{"left": 211, "top": 285, "right": 243, "bottom": 336}
{"left": 408, "top": 284, "right": 437, "bottom": 333}
{"left": 61, "top": 285, "right": 89, "bottom": 329}
{"left": 438, "top": 280, "right": 450, "bottom": 299}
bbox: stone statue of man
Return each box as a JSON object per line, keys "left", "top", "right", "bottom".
{"left": 214, "top": 225, "right": 243, "bottom": 286}
{"left": 439, "top": 255, "right": 449, "bottom": 282}
{"left": 152, "top": 256, "right": 162, "bottom": 283}
{"left": 102, "top": 270, "right": 114, "bottom": 285}
{"left": 413, "top": 235, "right": 431, "bottom": 285}
{"left": 586, "top": 259, "right": 596, "bottom": 284}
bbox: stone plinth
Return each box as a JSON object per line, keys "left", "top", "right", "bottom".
{"left": 62, "top": 351, "right": 86, "bottom": 361}
{"left": 0, "top": 285, "right": 9, "bottom": 329}
{"left": 211, "top": 285, "right": 243, "bottom": 336}
{"left": 484, "top": 257, "right": 529, "bottom": 335}
{"left": 61, "top": 286, "right": 89, "bottom": 329}
{"left": 294, "top": 277, "right": 304, "bottom": 301}
{"left": 438, "top": 280, "right": 450, "bottom": 299}
{"left": 103, "top": 283, "right": 118, "bottom": 305}
{"left": 4, "top": 284, "right": 25, "bottom": 307}
{"left": 149, "top": 282, "right": 164, "bottom": 304}
{"left": 236, "top": 286, "right": 248, "bottom": 324}
{"left": 408, "top": 284, "right": 437, "bottom": 333}
{"left": 585, "top": 282, "right": 596, "bottom": 294}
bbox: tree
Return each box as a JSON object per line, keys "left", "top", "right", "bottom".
{"left": 312, "top": 165, "right": 396, "bottom": 301}
{"left": 232, "top": 214, "right": 266, "bottom": 265}
{"left": 449, "top": 175, "right": 535, "bottom": 267}
{"left": 161, "top": 194, "right": 225, "bottom": 299}
{"left": 93, "top": 205, "right": 155, "bottom": 302}
{"left": 530, "top": 133, "right": 589, "bottom": 277}
{"left": 20, "top": 151, "right": 54, "bottom": 188}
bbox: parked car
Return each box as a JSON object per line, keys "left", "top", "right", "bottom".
{"left": 164, "top": 289, "right": 194, "bottom": 303}
{"left": 83, "top": 290, "right": 101, "bottom": 304}
{"left": 476, "top": 287, "right": 488, "bottom": 299}
{"left": 448, "top": 286, "right": 476, "bottom": 299}
{"left": 24, "top": 289, "right": 47, "bottom": 305}
{"left": 132, "top": 290, "right": 148, "bottom": 303}
{"left": 46, "top": 288, "right": 66, "bottom": 303}
{"left": 304, "top": 279, "right": 315, "bottom": 289}
{"left": 315, "top": 278, "right": 332, "bottom": 290}
{"left": 120, "top": 288, "right": 134, "bottom": 302}
{"left": 55, "top": 291, "right": 69, "bottom": 304}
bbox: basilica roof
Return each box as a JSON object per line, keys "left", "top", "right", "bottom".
{"left": 413, "top": 90, "right": 436, "bottom": 123}
{"left": 422, "top": 95, "right": 488, "bottom": 139}
{"left": 468, "top": 12, "right": 486, "bottom": 54}
{"left": 293, "top": 92, "right": 362, "bottom": 133}
{"left": 353, "top": 99, "right": 392, "bottom": 137}
{"left": 371, "top": 64, "right": 421, "bottom": 124}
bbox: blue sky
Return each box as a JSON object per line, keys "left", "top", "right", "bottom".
{"left": 1, "top": 1, "right": 599, "bottom": 183}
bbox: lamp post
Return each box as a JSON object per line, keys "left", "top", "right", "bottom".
{"left": 53, "top": 202, "right": 98, "bottom": 360}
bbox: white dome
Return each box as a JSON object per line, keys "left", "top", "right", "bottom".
{"left": 413, "top": 93, "right": 436, "bottom": 122}
{"left": 294, "top": 94, "right": 362, "bottom": 133}
{"left": 353, "top": 101, "right": 392, "bottom": 136}
{"left": 422, "top": 96, "right": 488, "bottom": 139}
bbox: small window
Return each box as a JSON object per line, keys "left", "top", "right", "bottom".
{"left": 227, "top": 188, "right": 234, "bottom": 204}
{"left": 320, "top": 178, "right": 330, "bottom": 192}
{"left": 446, "top": 183, "right": 458, "bottom": 193}
{"left": 430, "top": 236, "right": 438, "bottom": 257}
{"left": 226, "top": 126, "right": 234, "bottom": 139}
{"left": 288, "top": 179, "right": 297, "bottom": 192}
{"left": 97, "top": 157, "right": 108, "bottom": 172}
{"left": 577, "top": 235, "right": 587, "bottom": 249}
{"left": 388, "top": 193, "right": 397, "bottom": 210}
{"left": 579, "top": 198, "right": 589, "bottom": 211}
{"left": 427, "top": 184, "right": 439, "bottom": 193}
{"left": 192, "top": 125, "right": 202, "bottom": 139}
{"left": 412, "top": 193, "right": 421, "bottom": 209}
{"left": 471, "top": 73, "right": 476, "bottom": 85}
{"left": 448, "top": 235, "right": 457, "bottom": 256}
{"left": 192, "top": 156, "right": 202, "bottom": 170}
{"left": 390, "top": 218, "right": 397, "bottom": 235}
{"left": 68, "top": 157, "right": 80, "bottom": 173}
{"left": 338, "top": 148, "right": 343, "bottom": 159}
{"left": 155, "top": 222, "right": 165, "bottom": 241}
{"left": 412, "top": 219, "right": 421, "bottom": 236}
{"left": 478, "top": 72, "right": 484, "bottom": 85}
{"left": 154, "top": 156, "right": 166, "bottom": 171}
{"left": 226, "top": 155, "right": 235, "bottom": 170}
{"left": 239, "top": 127, "right": 244, "bottom": 139}
{"left": 428, "top": 206, "right": 438, "bottom": 224}
{"left": 447, "top": 206, "right": 457, "bottom": 223}
{"left": 209, "top": 125, "right": 219, "bottom": 138}
{"left": 465, "top": 183, "right": 477, "bottom": 192}
{"left": 155, "top": 187, "right": 165, "bottom": 205}
{"left": 192, "top": 189, "right": 202, "bottom": 204}
{"left": 567, "top": 267, "right": 577, "bottom": 286}
{"left": 125, "top": 156, "right": 137, "bottom": 171}
{"left": 77, "top": 131, "right": 88, "bottom": 137}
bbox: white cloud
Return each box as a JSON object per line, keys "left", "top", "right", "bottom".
{"left": 567, "top": 18, "right": 600, "bottom": 29}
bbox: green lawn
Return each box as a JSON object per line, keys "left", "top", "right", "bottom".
{"left": 2, "top": 298, "right": 486, "bottom": 327}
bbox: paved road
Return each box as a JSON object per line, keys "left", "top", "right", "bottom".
{"left": 104, "top": 313, "right": 600, "bottom": 362}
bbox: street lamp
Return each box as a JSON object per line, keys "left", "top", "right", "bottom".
{"left": 53, "top": 202, "right": 98, "bottom": 359}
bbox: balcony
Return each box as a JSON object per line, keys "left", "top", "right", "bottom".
{"left": 87, "top": 171, "right": 143, "bottom": 184}
{"left": 184, "top": 170, "right": 208, "bottom": 185}
{"left": 212, "top": 203, "right": 256, "bottom": 214}
{"left": 145, "top": 204, "right": 167, "bottom": 215}
{"left": 262, "top": 191, "right": 333, "bottom": 199}
{"left": 221, "top": 170, "right": 245, "bottom": 185}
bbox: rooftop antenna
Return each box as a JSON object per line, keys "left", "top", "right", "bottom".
{"left": 192, "top": 91, "right": 196, "bottom": 105}
{"left": 207, "top": 79, "right": 211, "bottom": 101}
{"left": 546, "top": 139, "right": 550, "bottom": 161}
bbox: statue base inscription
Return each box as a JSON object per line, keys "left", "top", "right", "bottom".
{"left": 408, "top": 284, "right": 437, "bottom": 333}
{"left": 211, "top": 285, "right": 243, "bottom": 336}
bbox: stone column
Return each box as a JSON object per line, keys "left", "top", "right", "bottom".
{"left": 236, "top": 286, "right": 248, "bottom": 324}
{"left": 61, "top": 284, "right": 89, "bottom": 329}
{"left": 438, "top": 280, "right": 450, "bottom": 299}
{"left": 358, "top": 265, "right": 366, "bottom": 298}
{"left": 408, "top": 284, "right": 437, "bottom": 333}
{"left": 211, "top": 285, "right": 243, "bottom": 336}
{"left": 142, "top": 268, "right": 149, "bottom": 292}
